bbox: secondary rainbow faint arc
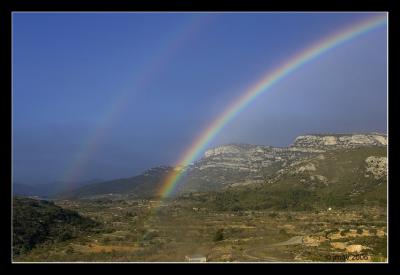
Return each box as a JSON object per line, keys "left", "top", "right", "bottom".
{"left": 158, "top": 14, "right": 387, "bottom": 199}
{"left": 61, "top": 14, "right": 216, "bottom": 185}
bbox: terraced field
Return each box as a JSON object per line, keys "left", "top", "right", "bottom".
{"left": 14, "top": 198, "right": 387, "bottom": 262}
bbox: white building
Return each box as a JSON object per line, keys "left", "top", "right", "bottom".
{"left": 185, "top": 255, "right": 207, "bottom": 262}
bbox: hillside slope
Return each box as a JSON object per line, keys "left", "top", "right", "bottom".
{"left": 57, "top": 166, "right": 173, "bottom": 199}
{"left": 13, "top": 197, "right": 101, "bottom": 257}
{"left": 186, "top": 146, "right": 387, "bottom": 211}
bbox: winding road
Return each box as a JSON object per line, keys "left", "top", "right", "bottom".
{"left": 268, "top": 236, "right": 303, "bottom": 247}
{"left": 242, "top": 236, "right": 304, "bottom": 261}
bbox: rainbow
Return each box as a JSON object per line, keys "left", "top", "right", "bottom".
{"left": 158, "top": 14, "right": 387, "bottom": 199}
{"left": 62, "top": 14, "right": 216, "bottom": 185}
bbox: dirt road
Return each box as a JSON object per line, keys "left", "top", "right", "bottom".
{"left": 242, "top": 236, "right": 304, "bottom": 261}
{"left": 268, "top": 236, "right": 303, "bottom": 247}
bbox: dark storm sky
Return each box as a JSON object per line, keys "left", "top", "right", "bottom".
{"left": 12, "top": 13, "right": 387, "bottom": 184}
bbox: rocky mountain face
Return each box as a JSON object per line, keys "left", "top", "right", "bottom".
{"left": 180, "top": 133, "right": 387, "bottom": 212}
{"left": 192, "top": 144, "right": 387, "bottom": 211}
{"left": 292, "top": 133, "right": 387, "bottom": 149}
{"left": 57, "top": 133, "right": 387, "bottom": 199}
{"left": 179, "top": 144, "right": 312, "bottom": 192}
{"left": 177, "top": 133, "right": 387, "bottom": 193}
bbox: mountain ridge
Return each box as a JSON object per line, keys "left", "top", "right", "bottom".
{"left": 53, "top": 133, "right": 387, "bottom": 200}
{"left": 13, "top": 179, "right": 104, "bottom": 198}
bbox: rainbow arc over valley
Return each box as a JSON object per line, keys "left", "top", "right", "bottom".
{"left": 158, "top": 14, "right": 387, "bottom": 199}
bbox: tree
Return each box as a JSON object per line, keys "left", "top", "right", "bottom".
{"left": 213, "top": 229, "right": 224, "bottom": 242}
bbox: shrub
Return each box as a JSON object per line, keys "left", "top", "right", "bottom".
{"left": 269, "top": 212, "right": 278, "bottom": 218}
{"left": 60, "top": 231, "right": 73, "bottom": 241}
{"left": 341, "top": 228, "right": 350, "bottom": 236}
{"left": 370, "top": 228, "right": 378, "bottom": 235}
{"left": 103, "top": 237, "right": 111, "bottom": 244}
{"left": 213, "top": 229, "right": 224, "bottom": 242}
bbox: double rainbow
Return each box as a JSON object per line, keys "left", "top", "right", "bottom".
{"left": 62, "top": 14, "right": 216, "bottom": 185}
{"left": 158, "top": 14, "right": 387, "bottom": 199}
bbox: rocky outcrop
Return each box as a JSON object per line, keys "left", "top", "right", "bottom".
{"left": 365, "top": 156, "right": 387, "bottom": 180}
{"left": 199, "top": 134, "right": 386, "bottom": 174}
{"left": 175, "top": 143, "right": 313, "bottom": 192}
{"left": 296, "top": 163, "right": 316, "bottom": 173}
{"left": 204, "top": 144, "right": 247, "bottom": 158}
{"left": 198, "top": 143, "right": 312, "bottom": 174}
{"left": 292, "top": 133, "right": 387, "bottom": 149}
